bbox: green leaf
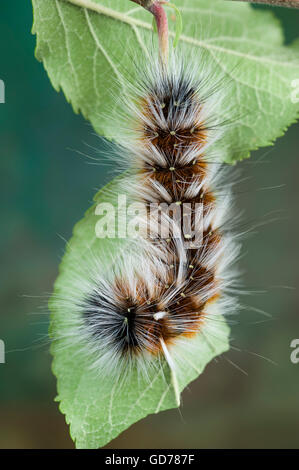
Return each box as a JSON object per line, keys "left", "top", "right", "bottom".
{"left": 50, "top": 175, "right": 230, "bottom": 448}
{"left": 34, "top": 0, "right": 298, "bottom": 449}
{"left": 32, "top": 0, "right": 299, "bottom": 162}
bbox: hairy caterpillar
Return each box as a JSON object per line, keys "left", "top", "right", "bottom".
{"left": 51, "top": 49, "right": 241, "bottom": 399}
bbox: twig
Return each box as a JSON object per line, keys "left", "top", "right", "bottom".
{"left": 130, "top": 0, "right": 156, "bottom": 7}
{"left": 228, "top": 0, "right": 299, "bottom": 8}
{"left": 130, "top": 0, "right": 169, "bottom": 64}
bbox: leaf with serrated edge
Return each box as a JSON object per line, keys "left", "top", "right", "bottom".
{"left": 32, "top": 0, "right": 299, "bottom": 163}
{"left": 50, "top": 176, "right": 230, "bottom": 448}
{"left": 35, "top": 0, "right": 298, "bottom": 449}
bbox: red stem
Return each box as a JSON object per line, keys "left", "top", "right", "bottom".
{"left": 149, "top": 1, "right": 169, "bottom": 64}
{"left": 130, "top": 0, "right": 169, "bottom": 64}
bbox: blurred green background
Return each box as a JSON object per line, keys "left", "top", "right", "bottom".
{"left": 0, "top": 2, "right": 298, "bottom": 449}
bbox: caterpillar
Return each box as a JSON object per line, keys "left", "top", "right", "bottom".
{"left": 51, "top": 49, "right": 241, "bottom": 399}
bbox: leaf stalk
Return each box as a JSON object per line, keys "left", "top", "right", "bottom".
{"left": 131, "top": 0, "right": 170, "bottom": 65}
